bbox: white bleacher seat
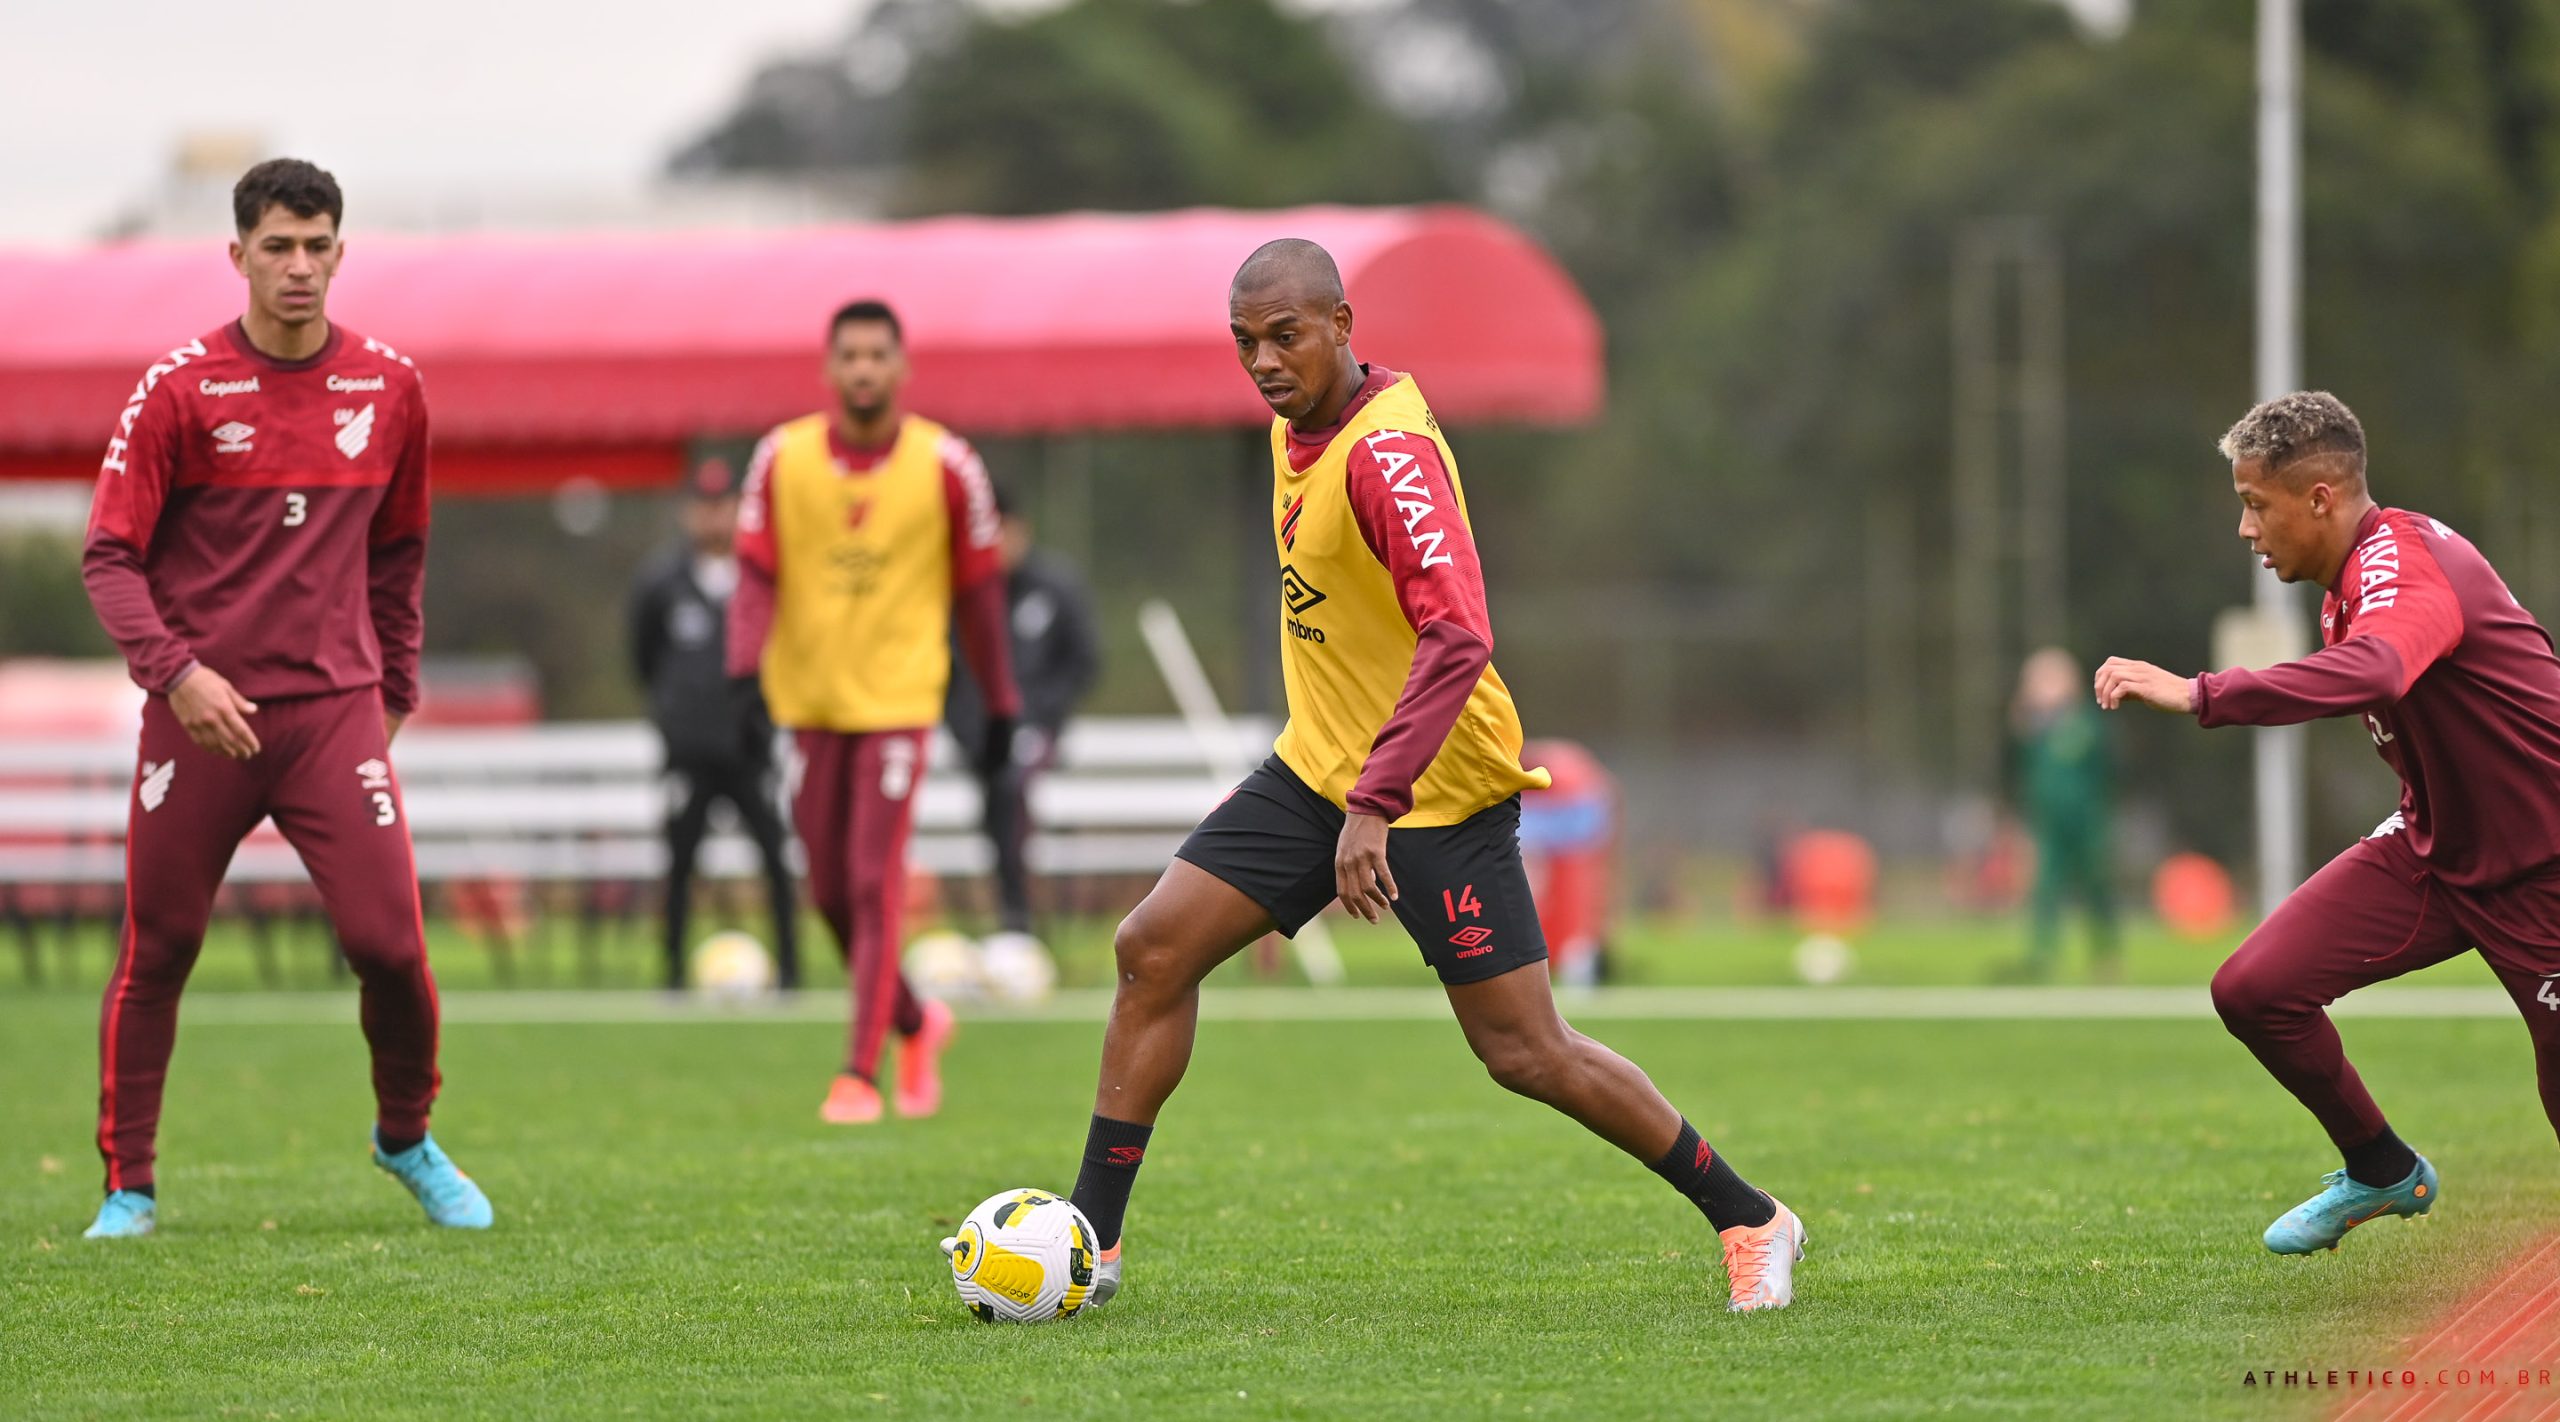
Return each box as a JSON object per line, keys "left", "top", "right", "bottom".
{"left": 0, "top": 715, "right": 1276, "bottom": 892}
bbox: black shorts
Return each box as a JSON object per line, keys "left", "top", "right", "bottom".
{"left": 1175, "top": 756, "right": 1549, "bottom": 985}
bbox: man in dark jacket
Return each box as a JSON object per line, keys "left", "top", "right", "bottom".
{"left": 630, "top": 459, "right": 799, "bottom": 989}
{"left": 945, "top": 484, "right": 1103, "bottom": 936}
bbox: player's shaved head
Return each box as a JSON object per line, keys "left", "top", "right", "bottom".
{"left": 1230, "top": 238, "right": 1360, "bottom": 429}
{"left": 1231, "top": 239, "right": 1345, "bottom": 307}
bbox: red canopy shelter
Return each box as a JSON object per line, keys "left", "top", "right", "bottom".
{"left": 0, "top": 206, "right": 1601, "bottom": 492}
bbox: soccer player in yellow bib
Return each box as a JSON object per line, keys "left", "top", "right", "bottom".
{"left": 1061, "top": 241, "right": 1808, "bottom": 1313}
{"left": 728, "top": 299, "right": 1021, "bottom": 1124}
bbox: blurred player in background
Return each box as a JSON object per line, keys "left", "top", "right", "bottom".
{"left": 77, "top": 159, "right": 490, "bottom": 1238}
{"left": 629, "top": 458, "right": 798, "bottom": 992}
{"left": 2006, "top": 646, "right": 2120, "bottom": 982}
{"left": 943, "top": 480, "right": 1103, "bottom": 945}
{"left": 728, "top": 299, "right": 1020, "bottom": 1123}
{"left": 2098, "top": 391, "right": 2560, "bottom": 1254}
{"left": 1054, "top": 240, "right": 1808, "bottom": 1314}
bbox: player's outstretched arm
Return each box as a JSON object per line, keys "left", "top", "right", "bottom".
{"left": 2093, "top": 657, "right": 2196, "bottom": 714}
{"left": 2185, "top": 529, "right": 2461, "bottom": 728}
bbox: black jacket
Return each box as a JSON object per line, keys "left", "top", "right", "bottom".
{"left": 946, "top": 550, "right": 1102, "bottom": 748}
{"left": 629, "top": 546, "right": 772, "bottom": 771}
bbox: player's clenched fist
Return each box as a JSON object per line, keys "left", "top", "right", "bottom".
{"left": 2093, "top": 657, "right": 2195, "bottom": 714}
{"left": 169, "top": 665, "right": 262, "bottom": 759}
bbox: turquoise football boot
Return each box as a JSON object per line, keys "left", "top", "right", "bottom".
{"left": 371, "top": 1130, "right": 494, "bottom": 1229}
{"left": 2263, "top": 1155, "right": 2437, "bottom": 1255}
{"left": 82, "top": 1190, "right": 157, "bottom": 1239}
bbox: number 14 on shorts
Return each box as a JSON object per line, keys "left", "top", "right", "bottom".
{"left": 2540, "top": 974, "right": 2560, "bottom": 1011}
{"left": 1442, "top": 885, "right": 1482, "bottom": 921}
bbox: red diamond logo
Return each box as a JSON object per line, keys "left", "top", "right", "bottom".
{"left": 1449, "top": 927, "right": 1494, "bottom": 949}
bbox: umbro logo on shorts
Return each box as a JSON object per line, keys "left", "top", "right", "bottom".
{"left": 357, "top": 759, "right": 391, "bottom": 790}
{"left": 1449, "top": 926, "right": 1495, "bottom": 957}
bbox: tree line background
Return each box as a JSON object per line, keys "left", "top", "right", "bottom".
{"left": 12, "top": 0, "right": 2560, "bottom": 876}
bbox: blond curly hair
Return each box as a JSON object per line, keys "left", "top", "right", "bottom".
{"left": 2217, "top": 391, "right": 2366, "bottom": 482}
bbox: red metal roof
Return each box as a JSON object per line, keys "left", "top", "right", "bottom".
{"left": 0, "top": 206, "right": 1601, "bottom": 492}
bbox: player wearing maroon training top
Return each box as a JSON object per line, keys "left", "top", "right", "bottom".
{"left": 76, "top": 160, "right": 490, "bottom": 1239}
{"left": 2098, "top": 391, "right": 2560, "bottom": 1255}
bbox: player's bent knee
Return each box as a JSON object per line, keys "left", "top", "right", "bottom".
{"left": 2209, "top": 949, "right": 2281, "bottom": 1028}
{"left": 337, "top": 930, "right": 426, "bottom": 982}
{"left": 1475, "top": 1035, "right": 1568, "bottom": 1102}
{"left": 1111, "top": 912, "right": 1190, "bottom": 994}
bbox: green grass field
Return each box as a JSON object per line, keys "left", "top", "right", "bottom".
{"left": 6, "top": 905, "right": 2519, "bottom": 995}
{"left": 5, "top": 929, "right": 2557, "bottom": 1420}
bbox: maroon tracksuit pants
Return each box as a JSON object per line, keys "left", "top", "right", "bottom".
{"left": 99, "top": 686, "right": 439, "bottom": 1191}
{"left": 2211, "top": 826, "right": 2560, "bottom": 1150}
{"left": 793, "top": 727, "right": 928, "bottom": 1081}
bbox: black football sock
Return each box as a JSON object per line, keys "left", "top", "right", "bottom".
{"left": 2342, "top": 1125, "right": 2419, "bottom": 1188}
{"left": 1651, "top": 1118, "right": 1776, "bottom": 1231}
{"left": 1070, "top": 1114, "right": 1153, "bottom": 1250}
{"left": 376, "top": 1131, "right": 425, "bottom": 1157}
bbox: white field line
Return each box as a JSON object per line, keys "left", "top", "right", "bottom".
{"left": 157, "top": 985, "right": 2523, "bottom": 1028}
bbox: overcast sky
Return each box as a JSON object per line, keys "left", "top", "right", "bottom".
{"left": 0, "top": 0, "right": 866, "bottom": 244}
{"left": 2, "top": 0, "right": 2131, "bottom": 248}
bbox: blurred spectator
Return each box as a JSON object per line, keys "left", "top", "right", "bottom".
{"left": 2006, "top": 647, "right": 2120, "bottom": 981}
{"left": 1518, "top": 738, "right": 1618, "bottom": 986}
{"left": 629, "top": 460, "right": 799, "bottom": 990}
{"left": 943, "top": 483, "right": 1102, "bottom": 936}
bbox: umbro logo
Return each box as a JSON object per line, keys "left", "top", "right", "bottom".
{"left": 334, "top": 403, "right": 375, "bottom": 459}
{"left": 1449, "top": 926, "right": 1495, "bottom": 957}
{"left": 138, "top": 760, "right": 174, "bottom": 812}
{"left": 356, "top": 758, "right": 391, "bottom": 790}
{"left": 210, "top": 421, "right": 254, "bottom": 454}
{"left": 1279, "top": 564, "right": 1326, "bottom": 616}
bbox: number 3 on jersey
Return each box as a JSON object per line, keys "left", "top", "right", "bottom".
{"left": 283, "top": 492, "right": 307, "bottom": 526}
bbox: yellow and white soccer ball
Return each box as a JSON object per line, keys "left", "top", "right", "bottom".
{"left": 691, "top": 930, "right": 775, "bottom": 1001}
{"left": 903, "top": 931, "right": 985, "bottom": 1000}
{"left": 978, "top": 931, "right": 1057, "bottom": 1003}
{"left": 944, "top": 1188, "right": 1099, "bottom": 1323}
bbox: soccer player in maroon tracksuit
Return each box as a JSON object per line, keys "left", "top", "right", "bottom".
{"left": 75, "top": 159, "right": 490, "bottom": 1239}
{"left": 2098, "top": 391, "right": 2560, "bottom": 1254}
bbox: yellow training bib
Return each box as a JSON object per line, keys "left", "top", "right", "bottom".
{"left": 759, "top": 413, "right": 956, "bottom": 732}
{"left": 1268, "top": 376, "right": 1547, "bottom": 826}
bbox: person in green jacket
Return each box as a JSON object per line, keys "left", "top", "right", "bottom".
{"left": 2011, "top": 647, "right": 2121, "bottom": 981}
